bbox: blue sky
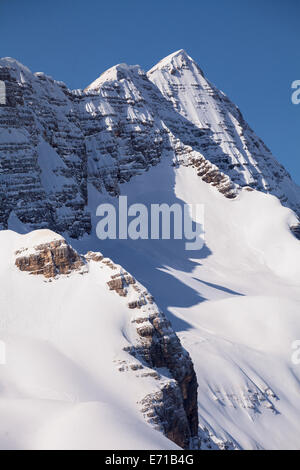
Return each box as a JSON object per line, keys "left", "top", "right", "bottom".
{"left": 1, "top": 0, "right": 300, "bottom": 182}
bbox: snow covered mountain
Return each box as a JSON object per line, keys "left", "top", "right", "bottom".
{"left": 1, "top": 50, "right": 300, "bottom": 236}
{"left": 0, "top": 51, "right": 300, "bottom": 450}
{"left": 148, "top": 50, "right": 300, "bottom": 207}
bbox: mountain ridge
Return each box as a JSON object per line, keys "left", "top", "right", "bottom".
{"left": 0, "top": 51, "right": 299, "bottom": 239}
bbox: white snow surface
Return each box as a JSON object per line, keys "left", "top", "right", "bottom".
{"left": 0, "top": 229, "right": 178, "bottom": 450}
{"left": 71, "top": 159, "right": 300, "bottom": 450}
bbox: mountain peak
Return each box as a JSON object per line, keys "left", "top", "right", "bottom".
{"left": 0, "top": 57, "right": 31, "bottom": 73}
{"left": 148, "top": 49, "right": 204, "bottom": 77}
{"left": 85, "top": 63, "right": 145, "bottom": 92}
{"left": 161, "top": 49, "right": 190, "bottom": 61}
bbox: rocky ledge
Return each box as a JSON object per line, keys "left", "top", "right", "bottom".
{"left": 15, "top": 238, "right": 84, "bottom": 278}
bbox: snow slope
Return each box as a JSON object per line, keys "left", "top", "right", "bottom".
{"left": 0, "top": 229, "right": 181, "bottom": 450}
{"left": 71, "top": 157, "right": 300, "bottom": 450}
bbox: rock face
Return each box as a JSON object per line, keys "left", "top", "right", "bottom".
{"left": 14, "top": 234, "right": 198, "bottom": 448}
{"left": 0, "top": 59, "right": 90, "bottom": 237}
{"left": 129, "top": 309, "right": 198, "bottom": 448}
{"left": 15, "top": 238, "right": 84, "bottom": 278}
{"left": 1, "top": 51, "right": 300, "bottom": 237}
{"left": 104, "top": 268, "right": 198, "bottom": 448}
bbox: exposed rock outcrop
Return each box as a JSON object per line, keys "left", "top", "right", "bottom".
{"left": 15, "top": 238, "right": 84, "bottom": 278}
{"left": 128, "top": 309, "right": 198, "bottom": 448}
{"left": 187, "top": 156, "right": 237, "bottom": 198}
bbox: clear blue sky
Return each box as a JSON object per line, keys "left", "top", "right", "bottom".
{"left": 1, "top": 0, "right": 300, "bottom": 183}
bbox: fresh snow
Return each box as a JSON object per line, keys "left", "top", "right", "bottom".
{"left": 0, "top": 229, "right": 178, "bottom": 450}
{"left": 4, "top": 148, "right": 300, "bottom": 450}
{"left": 1, "top": 50, "right": 300, "bottom": 450}
{"left": 71, "top": 159, "right": 300, "bottom": 450}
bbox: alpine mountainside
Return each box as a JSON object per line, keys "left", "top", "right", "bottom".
{"left": 0, "top": 229, "right": 199, "bottom": 449}
{"left": 1, "top": 51, "right": 300, "bottom": 450}
{"left": 0, "top": 50, "right": 300, "bottom": 237}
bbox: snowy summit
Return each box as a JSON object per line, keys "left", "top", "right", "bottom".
{"left": 0, "top": 50, "right": 299, "bottom": 450}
